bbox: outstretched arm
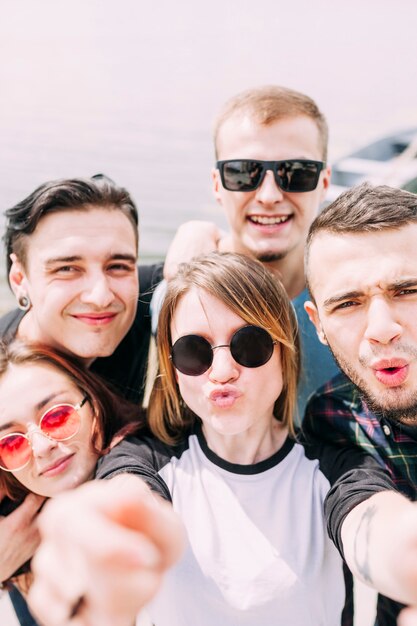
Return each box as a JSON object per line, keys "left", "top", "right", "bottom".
{"left": 28, "top": 474, "right": 184, "bottom": 626}
{"left": 342, "top": 491, "right": 417, "bottom": 606}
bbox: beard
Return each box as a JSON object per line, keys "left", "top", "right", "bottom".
{"left": 256, "top": 251, "right": 287, "bottom": 263}
{"left": 326, "top": 341, "right": 417, "bottom": 426}
{"left": 360, "top": 392, "right": 417, "bottom": 426}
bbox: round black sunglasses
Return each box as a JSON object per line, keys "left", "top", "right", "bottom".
{"left": 170, "top": 325, "right": 277, "bottom": 376}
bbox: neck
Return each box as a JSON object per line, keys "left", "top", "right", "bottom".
{"left": 220, "top": 235, "right": 305, "bottom": 300}
{"left": 263, "top": 256, "right": 305, "bottom": 300}
{"left": 202, "top": 419, "right": 288, "bottom": 465}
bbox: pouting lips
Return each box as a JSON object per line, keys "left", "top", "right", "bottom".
{"left": 248, "top": 215, "right": 292, "bottom": 226}
{"left": 373, "top": 364, "right": 409, "bottom": 388}
{"left": 209, "top": 387, "right": 242, "bottom": 408}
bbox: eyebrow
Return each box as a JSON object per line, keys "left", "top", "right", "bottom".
{"left": 0, "top": 391, "right": 65, "bottom": 434}
{"left": 44, "top": 253, "right": 137, "bottom": 266}
{"left": 323, "top": 279, "right": 417, "bottom": 310}
{"left": 387, "top": 279, "right": 417, "bottom": 291}
{"left": 323, "top": 290, "right": 364, "bottom": 309}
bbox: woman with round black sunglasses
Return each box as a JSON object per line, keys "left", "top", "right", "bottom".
{"left": 77, "top": 251, "right": 353, "bottom": 626}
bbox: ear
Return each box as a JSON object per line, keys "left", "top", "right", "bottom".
{"left": 319, "top": 165, "right": 331, "bottom": 204}
{"left": 9, "top": 254, "right": 29, "bottom": 300}
{"left": 304, "top": 300, "right": 328, "bottom": 345}
{"left": 211, "top": 167, "right": 223, "bottom": 205}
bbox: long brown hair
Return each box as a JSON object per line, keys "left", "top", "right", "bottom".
{"left": 0, "top": 340, "right": 144, "bottom": 501}
{"left": 148, "top": 252, "right": 300, "bottom": 444}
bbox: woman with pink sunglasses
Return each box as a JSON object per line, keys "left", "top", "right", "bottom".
{"left": 0, "top": 341, "right": 182, "bottom": 625}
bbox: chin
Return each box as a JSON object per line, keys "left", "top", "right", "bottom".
{"left": 70, "top": 342, "right": 117, "bottom": 360}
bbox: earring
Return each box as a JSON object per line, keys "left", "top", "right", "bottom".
{"left": 318, "top": 328, "right": 328, "bottom": 345}
{"left": 18, "top": 294, "right": 31, "bottom": 312}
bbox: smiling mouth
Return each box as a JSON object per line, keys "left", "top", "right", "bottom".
{"left": 248, "top": 215, "right": 292, "bottom": 226}
{"left": 71, "top": 313, "right": 118, "bottom": 325}
{"left": 40, "top": 453, "right": 75, "bottom": 476}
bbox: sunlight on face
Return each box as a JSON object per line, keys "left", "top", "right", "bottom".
{"left": 307, "top": 225, "right": 417, "bottom": 422}
{"left": 170, "top": 287, "right": 284, "bottom": 455}
{"left": 11, "top": 207, "right": 139, "bottom": 362}
{"left": 0, "top": 363, "right": 99, "bottom": 497}
{"left": 213, "top": 116, "right": 329, "bottom": 265}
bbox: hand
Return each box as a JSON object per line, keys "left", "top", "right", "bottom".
{"left": 164, "top": 220, "right": 225, "bottom": 279}
{"left": 28, "top": 475, "right": 184, "bottom": 626}
{"left": 0, "top": 492, "right": 45, "bottom": 581}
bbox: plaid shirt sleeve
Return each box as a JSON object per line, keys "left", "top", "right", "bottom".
{"left": 302, "top": 372, "right": 417, "bottom": 498}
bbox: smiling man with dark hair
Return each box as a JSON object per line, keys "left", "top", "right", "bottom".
{"left": 0, "top": 174, "right": 162, "bottom": 625}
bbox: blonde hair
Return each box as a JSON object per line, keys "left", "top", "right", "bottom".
{"left": 148, "top": 253, "right": 300, "bottom": 443}
{"left": 213, "top": 85, "right": 328, "bottom": 161}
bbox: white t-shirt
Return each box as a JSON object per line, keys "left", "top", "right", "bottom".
{"left": 97, "top": 427, "right": 346, "bottom": 626}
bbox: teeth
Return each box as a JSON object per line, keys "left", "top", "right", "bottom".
{"left": 249, "top": 215, "right": 290, "bottom": 225}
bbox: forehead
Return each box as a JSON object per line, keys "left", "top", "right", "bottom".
{"left": 308, "top": 224, "right": 417, "bottom": 304}
{"left": 0, "top": 362, "right": 74, "bottom": 424}
{"left": 170, "top": 287, "right": 245, "bottom": 340}
{"left": 25, "top": 206, "right": 138, "bottom": 263}
{"left": 216, "top": 114, "right": 323, "bottom": 160}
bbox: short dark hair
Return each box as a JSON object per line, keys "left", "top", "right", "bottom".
{"left": 305, "top": 182, "right": 417, "bottom": 295}
{"left": 3, "top": 175, "right": 139, "bottom": 276}
{"left": 213, "top": 85, "right": 328, "bottom": 161}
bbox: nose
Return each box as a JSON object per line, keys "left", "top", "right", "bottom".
{"left": 208, "top": 346, "right": 239, "bottom": 383}
{"left": 255, "top": 169, "right": 284, "bottom": 204}
{"left": 364, "top": 298, "right": 402, "bottom": 345}
{"left": 80, "top": 273, "right": 115, "bottom": 308}
{"left": 27, "top": 426, "right": 58, "bottom": 458}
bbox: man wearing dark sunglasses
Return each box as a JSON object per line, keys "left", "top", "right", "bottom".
{"left": 161, "top": 85, "right": 336, "bottom": 415}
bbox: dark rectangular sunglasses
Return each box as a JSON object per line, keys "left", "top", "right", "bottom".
{"left": 217, "top": 159, "right": 326, "bottom": 193}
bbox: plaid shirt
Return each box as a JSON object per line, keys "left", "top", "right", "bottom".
{"left": 304, "top": 372, "right": 417, "bottom": 626}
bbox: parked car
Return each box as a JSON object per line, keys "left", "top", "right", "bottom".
{"left": 327, "top": 127, "right": 417, "bottom": 203}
